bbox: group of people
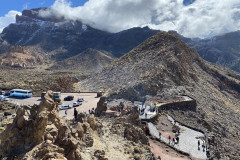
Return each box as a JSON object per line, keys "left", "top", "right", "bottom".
{"left": 158, "top": 131, "right": 180, "bottom": 146}
{"left": 167, "top": 135, "right": 180, "bottom": 145}
{"left": 88, "top": 108, "right": 95, "bottom": 115}
{"left": 198, "top": 139, "right": 210, "bottom": 157}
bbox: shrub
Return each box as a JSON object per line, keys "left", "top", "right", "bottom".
{"left": 172, "top": 124, "right": 180, "bottom": 133}
{"left": 55, "top": 98, "right": 61, "bottom": 103}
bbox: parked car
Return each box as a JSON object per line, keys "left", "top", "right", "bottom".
{"left": 64, "top": 96, "right": 74, "bottom": 101}
{"left": 4, "top": 112, "right": 12, "bottom": 116}
{"left": 0, "top": 96, "right": 8, "bottom": 101}
{"left": 0, "top": 91, "right": 5, "bottom": 95}
{"left": 4, "top": 92, "right": 10, "bottom": 96}
{"left": 77, "top": 98, "right": 84, "bottom": 102}
{"left": 59, "top": 105, "right": 72, "bottom": 110}
{"left": 73, "top": 102, "right": 82, "bottom": 107}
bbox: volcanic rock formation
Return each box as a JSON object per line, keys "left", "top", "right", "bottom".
{"left": 0, "top": 91, "right": 99, "bottom": 159}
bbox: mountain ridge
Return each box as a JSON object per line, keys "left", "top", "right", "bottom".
{"left": 85, "top": 31, "right": 240, "bottom": 159}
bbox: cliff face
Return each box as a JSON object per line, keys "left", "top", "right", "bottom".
{"left": 86, "top": 31, "right": 240, "bottom": 159}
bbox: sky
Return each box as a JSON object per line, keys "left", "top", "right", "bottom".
{"left": 0, "top": 0, "right": 240, "bottom": 38}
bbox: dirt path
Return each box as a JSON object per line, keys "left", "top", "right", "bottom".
{"left": 149, "top": 139, "right": 190, "bottom": 160}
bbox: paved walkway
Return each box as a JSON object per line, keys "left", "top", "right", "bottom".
{"left": 138, "top": 105, "right": 157, "bottom": 120}
{"left": 148, "top": 116, "right": 207, "bottom": 160}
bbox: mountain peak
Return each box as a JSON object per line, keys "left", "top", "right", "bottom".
{"left": 16, "top": 8, "right": 65, "bottom": 23}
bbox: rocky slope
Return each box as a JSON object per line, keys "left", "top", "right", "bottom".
{"left": 0, "top": 45, "right": 44, "bottom": 68}
{"left": 86, "top": 31, "right": 240, "bottom": 159}
{"left": 50, "top": 48, "right": 114, "bottom": 72}
{"left": 0, "top": 91, "right": 154, "bottom": 159}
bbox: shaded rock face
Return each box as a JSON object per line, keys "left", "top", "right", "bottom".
{"left": 0, "top": 45, "right": 44, "bottom": 68}
{"left": 124, "top": 123, "right": 149, "bottom": 145}
{"left": 95, "top": 97, "right": 107, "bottom": 116}
{"left": 0, "top": 91, "right": 99, "bottom": 159}
{"left": 110, "top": 116, "right": 148, "bottom": 145}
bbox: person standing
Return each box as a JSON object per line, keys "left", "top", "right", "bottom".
{"left": 159, "top": 132, "right": 161, "bottom": 139}
{"left": 168, "top": 135, "right": 171, "bottom": 144}
{"left": 176, "top": 136, "right": 179, "bottom": 144}
{"left": 74, "top": 108, "right": 78, "bottom": 121}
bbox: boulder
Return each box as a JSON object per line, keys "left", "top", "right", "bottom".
{"left": 95, "top": 96, "right": 107, "bottom": 116}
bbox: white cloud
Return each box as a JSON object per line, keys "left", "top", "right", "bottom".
{"left": 39, "top": 0, "right": 240, "bottom": 38}
{"left": 0, "top": 10, "right": 21, "bottom": 33}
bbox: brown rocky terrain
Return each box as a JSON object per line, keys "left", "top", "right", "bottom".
{"left": 50, "top": 48, "right": 114, "bottom": 73}
{"left": 86, "top": 31, "right": 240, "bottom": 159}
{"left": 0, "top": 91, "right": 155, "bottom": 159}
{"left": 0, "top": 46, "right": 44, "bottom": 68}
{"left": 0, "top": 67, "right": 80, "bottom": 95}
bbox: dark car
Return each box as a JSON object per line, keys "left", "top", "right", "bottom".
{"left": 4, "top": 92, "right": 10, "bottom": 96}
{"left": 64, "top": 95, "right": 74, "bottom": 101}
{"left": 0, "top": 91, "right": 5, "bottom": 95}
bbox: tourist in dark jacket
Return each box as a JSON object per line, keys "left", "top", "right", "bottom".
{"left": 74, "top": 108, "right": 78, "bottom": 121}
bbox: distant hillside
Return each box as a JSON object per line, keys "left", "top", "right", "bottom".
{"left": 172, "top": 30, "right": 240, "bottom": 73}
{"left": 86, "top": 32, "right": 240, "bottom": 159}
{"left": 50, "top": 48, "right": 114, "bottom": 73}
{"left": 0, "top": 45, "right": 44, "bottom": 68}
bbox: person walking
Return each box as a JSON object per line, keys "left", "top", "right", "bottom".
{"left": 168, "top": 135, "right": 171, "bottom": 144}
{"left": 198, "top": 140, "right": 200, "bottom": 150}
{"left": 202, "top": 141, "right": 206, "bottom": 152}
{"left": 74, "top": 108, "right": 78, "bottom": 121}
{"left": 176, "top": 136, "right": 179, "bottom": 144}
{"left": 159, "top": 132, "right": 161, "bottom": 139}
{"left": 177, "top": 129, "right": 180, "bottom": 135}
{"left": 65, "top": 110, "right": 67, "bottom": 116}
{"left": 172, "top": 137, "right": 175, "bottom": 145}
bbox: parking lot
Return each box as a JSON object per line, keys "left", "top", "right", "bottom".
{"left": 5, "top": 93, "right": 100, "bottom": 119}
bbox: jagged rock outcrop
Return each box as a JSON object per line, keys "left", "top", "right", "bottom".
{"left": 0, "top": 90, "right": 97, "bottom": 159}
{"left": 95, "top": 96, "right": 107, "bottom": 116}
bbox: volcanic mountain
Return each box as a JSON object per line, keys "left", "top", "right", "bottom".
{"left": 173, "top": 30, "right": 240, "bottom": 73}
{"left": 86, "top": 32, "right": 240, "bottom": 159}
{"left": 0, "top": 8, "right": 159, "bottom": 61}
